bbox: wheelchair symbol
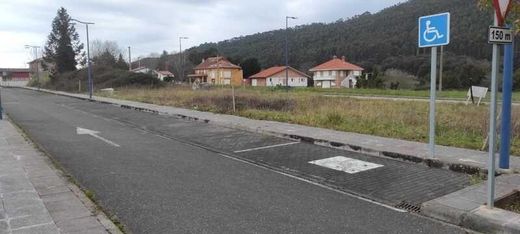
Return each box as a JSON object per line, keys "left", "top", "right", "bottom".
{"left": 423, "top": 20, "right": 444, "bottom": 42}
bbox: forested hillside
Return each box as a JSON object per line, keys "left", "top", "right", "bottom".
{"left": 146, "top": 0, "right": 518, "bottom": 89}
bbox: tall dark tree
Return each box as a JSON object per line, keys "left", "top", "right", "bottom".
{"left": 93, "top": 49, "right": 116, "bottom": 67}
{"left": 43, "top": 7, "right": 84, "bottom": 75}
{"left": 115, "top": 53, "right": 129, "bottom": 70}
{"left": 241, "top": 58, "right": 261, "bottom": 78}
{"left": 157, "top": 50, "right": 170, "bottom": 71}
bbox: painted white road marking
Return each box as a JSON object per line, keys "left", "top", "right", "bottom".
{"left": 309, "top": 156, "right": 383, "bottom": 174}
{"left": 76, "top": 127, "right": 120, "bottom": 147}
{"left": 233, "top": 142, "right": 299, "bottom": 153}
{"left": 217, "top": 153, "right": 406, "bottom": 213}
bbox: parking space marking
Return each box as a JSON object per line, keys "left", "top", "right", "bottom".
{"left": 309, "top": 156, "right": 384, "bottom": 174}
{"left": 233, "top": 142, "right": 299, "bottom": 153}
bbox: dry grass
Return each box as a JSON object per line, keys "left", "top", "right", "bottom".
{"left": 100, "top": 86, "right": 520, "bottom": 155}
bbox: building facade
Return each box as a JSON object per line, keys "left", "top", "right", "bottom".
{"left": 309, "top": 56, "right": 364, "bottom": 88}
{"left": 188, "top": 57, "right": 243, "bottom": 86}
{"left": 249, "top": 66, "right": 309, "bottom": 87}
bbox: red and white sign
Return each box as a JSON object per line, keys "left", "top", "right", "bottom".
{"left": 493, "top": 0, "right": 512, "bottom": 26}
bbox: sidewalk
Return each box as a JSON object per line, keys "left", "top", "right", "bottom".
{"left": 22, "top": 87, "right": 520, "bottom": 174}
{"left": 0, "top": 118, "right": 120, "bottom": 233}
{"left": 422, "top": 174, "right": 520, "bottom": 233}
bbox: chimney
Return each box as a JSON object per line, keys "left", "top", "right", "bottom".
{"left": 341, "top": 56, "right": 346, "bottom": 61}
{"left": 333, "top": 55, "right": 337, "bottom": 59}
{"left": 202, "top": 58, "right": 205, "bottom": 63}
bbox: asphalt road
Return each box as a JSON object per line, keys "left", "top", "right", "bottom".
{"left": 2, "top": 88, "right": 471, "bottom": 234}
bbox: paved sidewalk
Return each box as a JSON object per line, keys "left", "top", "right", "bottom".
{"left": 21, "top": 87, "right": 520, "bottom": 174}
{"left": 0, "top": 118, "right": 120, "bottom": 234}
{"left": 422, "top": 174, "right": 520, "bottom": 233}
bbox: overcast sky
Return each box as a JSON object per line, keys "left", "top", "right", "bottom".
{"left": 0, "top": 0, "right": 403, "bottom": 68}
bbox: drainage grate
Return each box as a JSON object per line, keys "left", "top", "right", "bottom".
{"left": 395, "top": 201, "right": 421, "bottom": 213}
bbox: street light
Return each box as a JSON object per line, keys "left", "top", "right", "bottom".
{"left": 179, "top": 37, "right": 189, "bottom": 83}
{"left": 24, "top": 45, "right": 41, "bottom": 90}
{"left": 285, "top": 16, "right": 297, "bottom": 88}
{"left": 71, "top": 18, "right": 94, "bottom": 99}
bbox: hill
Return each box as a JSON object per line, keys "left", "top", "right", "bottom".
{"left": 143, "top": 0, "right": 514, "bottom": 89}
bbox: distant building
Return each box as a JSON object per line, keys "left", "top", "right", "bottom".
{"left": 131, "top": 67, "right": 152, "bottom": 74}
{"left": 0, "top": 68, "right": 30, "bottom": 81}
{"left": 309, "top": 56, "right": 364, "bottom": 88}
{"left": 153, "top": 70, "right": 174, "bottom": 81}
{"left": 131, "top": 67, "right": 175, "bottom": 81}
{"left": 249, "top": 66, "right": 309, "bottom": 87}
{"left": 27, "top": 58, "right": 50, "bottom": 81}
{"left": 188, "top": 56, "right": 243, "bottom": 86}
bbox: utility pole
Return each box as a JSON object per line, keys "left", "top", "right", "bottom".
{"left": 72, "top": 19, "right": 94, "bottom": 99}
{"left": 439, "top": 46, "right": 444, "bottom": 91}
{"left": 128, "top": 46, "right": 132, "bottom": 71}
{"left": 285, "top": 16, "right": 297, "bottom": 88}
{"left": 25, "top": 45, "right": 41, "bottom": 90}
{"left": 179, "top": 37, "right": 189, "bottom": 83}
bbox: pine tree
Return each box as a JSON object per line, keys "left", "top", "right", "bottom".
{"left": 115, "top": 53, "right": 129, "bottom": 70}
{"left": 43, "top": 7, "right": 84, "bottom": 75}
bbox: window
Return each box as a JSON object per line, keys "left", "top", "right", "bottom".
{"left": 328, "top": 71, "right": 332, "bottom": 76}
{"left": 332, "top": 71, "right": 336, "bottom": 76}
{"left": 223, "top": 71, "right": 231, "bottom": 78}
{"left": 320, "top": 71, "right": 323, "bottom": 77}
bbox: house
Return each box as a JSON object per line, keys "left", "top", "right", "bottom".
{"left": 0, "top": 68, "right": 30, "bottom": 81}
{"left": 27, "top": 58, "right": 50, "bottom": 80}
{"left": 309, "top": 56, "right": 364, "bottom": 88}
{"left": 188, "top": 56, "right": 243, "bottom": 86}
{"left": 249, "top": 66, "right": 309, "bottom": 87}
{"left": 153, "top": 70, "right": 174, "bottom": 81}
{"left": 131, "top": 67, "right": 152, "bottom": 74}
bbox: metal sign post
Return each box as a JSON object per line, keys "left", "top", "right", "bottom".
{"left": 418, "top": 12, "right": 450, "bottom": 158}
{"left": 487, "top": 16, "right": 500, "bottom": 209}
{"left": 487, "top": 0, "right": 512, "bottom": 209}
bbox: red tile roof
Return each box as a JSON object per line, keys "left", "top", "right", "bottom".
{"left": 194, "top": 56, "right": 241, "bottom": 70}
{"left": 155, "top": 70, "right": 174, "bottom": 76}
{"left": 249, "top": 66, "right": 309, "bottom": 79}
{"left": 309, "top": 57, "right": 364, "bottom": 72}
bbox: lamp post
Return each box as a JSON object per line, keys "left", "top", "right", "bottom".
{"left": 72, "top": 18, "right": 94, "bottom": 99}
{"left": 285, "top": 16, "right": 297, "bottom": 88}
{"left": 179, "top": 37, "right": 189, "bottom": 83}
{"left": 24, "top": 45, "right": 41, "bottom": 90}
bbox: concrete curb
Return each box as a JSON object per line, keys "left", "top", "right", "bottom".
{"left": 422, "top": 174, "right": 520, "bottom": 234}
{"left": 13, "top": 86, "right": 520, "bottom": 175}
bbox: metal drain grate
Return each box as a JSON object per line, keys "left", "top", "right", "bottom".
{"left": 395, "top": 201, "right": 421, "bottom": 213}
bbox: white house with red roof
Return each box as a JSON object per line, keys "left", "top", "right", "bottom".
{"left": 309, "top": 56, "right": 364, "bottom": 88}
{"left": 153, "top": 70, "right": 174, "bottom": 81}
{"left": 249, "top": 66, "right": 309, "bottom": 87}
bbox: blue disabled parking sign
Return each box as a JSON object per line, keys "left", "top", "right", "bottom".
{"left": 418, "top": 12, "right": 450, "bottom": 48}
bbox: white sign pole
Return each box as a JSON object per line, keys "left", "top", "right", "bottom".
{"left": 429, "top": 47, "right": 438, "bottom": 158}
{"left": 487, "top": 14, "right": 499, "bottom": 209}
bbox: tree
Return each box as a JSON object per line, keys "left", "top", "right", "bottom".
{"left": 115, "top": 53, "right": 129, "bottom": 70}
{"left": 43, "top": 7, "right": 84, "bottom": 75}
{"left": 157, "top": 50, "right": 170, "bottom": 71}
{"left": 93, "top": 49, "right": 117, "bottom": 67}
{"left": 90, "top": 40, "right": 123, "bottom": 59}
{"left": 241, "top": 58, "right": 261, "bottom": 78}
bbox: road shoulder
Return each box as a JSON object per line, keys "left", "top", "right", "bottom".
{"left": 0, "top": 117, "right": 122, "bottom": 234}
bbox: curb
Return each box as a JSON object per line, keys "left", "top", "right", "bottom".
{"left": 5, "top": 116, "right": 124, "bottom": 234}
{"left": 421, "top": 174, "right": 520, "bottom": 234}
{"left": 13, "top": 86, "right": 518, "bottom": 176}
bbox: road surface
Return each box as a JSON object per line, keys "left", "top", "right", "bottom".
{"left": 2, "top": 88, "right": 471, "bottom": 233}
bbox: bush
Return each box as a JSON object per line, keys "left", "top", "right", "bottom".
{"left": 44, "top": 65, "right": 164, "bottom": 92}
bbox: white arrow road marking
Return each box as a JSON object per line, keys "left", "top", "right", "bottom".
{"left": 76, "top": 127, "right": 120, "bottom": 147}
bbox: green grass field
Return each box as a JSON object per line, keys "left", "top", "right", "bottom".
{"left": 98, "top": 86, "right": 520, "bottom": 156}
